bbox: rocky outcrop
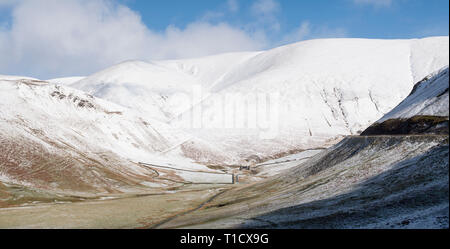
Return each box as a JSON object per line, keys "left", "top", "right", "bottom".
{"left": 361, "top": 115, "right": 449, "bottom": 135}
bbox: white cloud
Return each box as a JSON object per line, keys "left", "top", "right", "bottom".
{"left": 0, "top": 0, "right": 347, "bottom": 79}
{"left": 0, "top": 0, "right": 265, "bottom": 78}
{"left": 0, "top": 0, "right": 21, "bottom": 7}
{"left": 353, "top": 0, "right": 393, "bottom": 7}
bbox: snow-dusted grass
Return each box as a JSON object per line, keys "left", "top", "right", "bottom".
{"left": 155, "top": 136, "right": 449, "bottom": 229}
{"left": 0, "top": 78, "right": 215, "bottom": 193}
{"left": 0, "top": 186, "right": 228, "bottom": 228}
{"left": 255, "top": 149, "right": 323, "bottom": 177}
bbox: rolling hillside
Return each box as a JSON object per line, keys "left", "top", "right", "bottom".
{"left": 70, "top": 37, "right": 449, "bottom": 164}
{"left": 149, "top": 68, "right": 449, "bottom": 229}
{"left": 0, "top": 76, "right": 219, "bottom": 200}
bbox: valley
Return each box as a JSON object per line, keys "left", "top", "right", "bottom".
{"left": 0, "top": 134, "right": 446, "bottom": 229}
{"left": 0, "top": 37, "right": 448, "bottom": 229}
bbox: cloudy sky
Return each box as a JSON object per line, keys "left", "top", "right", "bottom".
{"left": 0, "top": 0, "right": 448, "bottom": 79}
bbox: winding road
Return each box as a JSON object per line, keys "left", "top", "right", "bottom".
{"left": 138, "top": 162, "right": 234, "bottom": 185}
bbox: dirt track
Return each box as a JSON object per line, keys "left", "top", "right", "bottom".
{"left": 148, "top": 188, "right": 232, "bottom": 229}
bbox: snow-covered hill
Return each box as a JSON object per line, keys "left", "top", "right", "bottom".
{"left": 2, "top": 37, "right": 449, "bottom": 169}
{"left": 0, "top": 37, "right": 448, "bottom": 226}
{"left": 71, "top": 37, "right": 449, "bottom": 164}
{"left": 0, "top": 78, "right": 219, "bottom": 194}
{"left": 362, "top": 67, "right": 449, "bottom": 135}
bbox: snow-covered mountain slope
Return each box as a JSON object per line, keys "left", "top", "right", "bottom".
{"left": 71, "top": 52, "right": 259, "bottom": 122}
{"left": 0, "top": 78, "right": 219, "bottom": 195}
{"left": 69, "top": 37, "right": 449, "bottom": 165}
{"left": 362, "top": 67, "right": 449, "bottom": 135}
{"left": 71, "top": 60, "right": 206, "bottom": 122}
{"left": 378, "top": 67, "right": 448, "bottom": 121}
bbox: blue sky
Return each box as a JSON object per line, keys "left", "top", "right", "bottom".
{"left": 0, "top": 0, "right": 448, "bottom": 78}
{"left": 119, "top": 0, "right": 449, "bottom": 40}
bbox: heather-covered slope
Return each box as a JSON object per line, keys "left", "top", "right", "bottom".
{"left": 156, "top": 135, "right": 449, "bottom": 229}
{"left": 0, "top": 77, "right": 219, "bottom": 199}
